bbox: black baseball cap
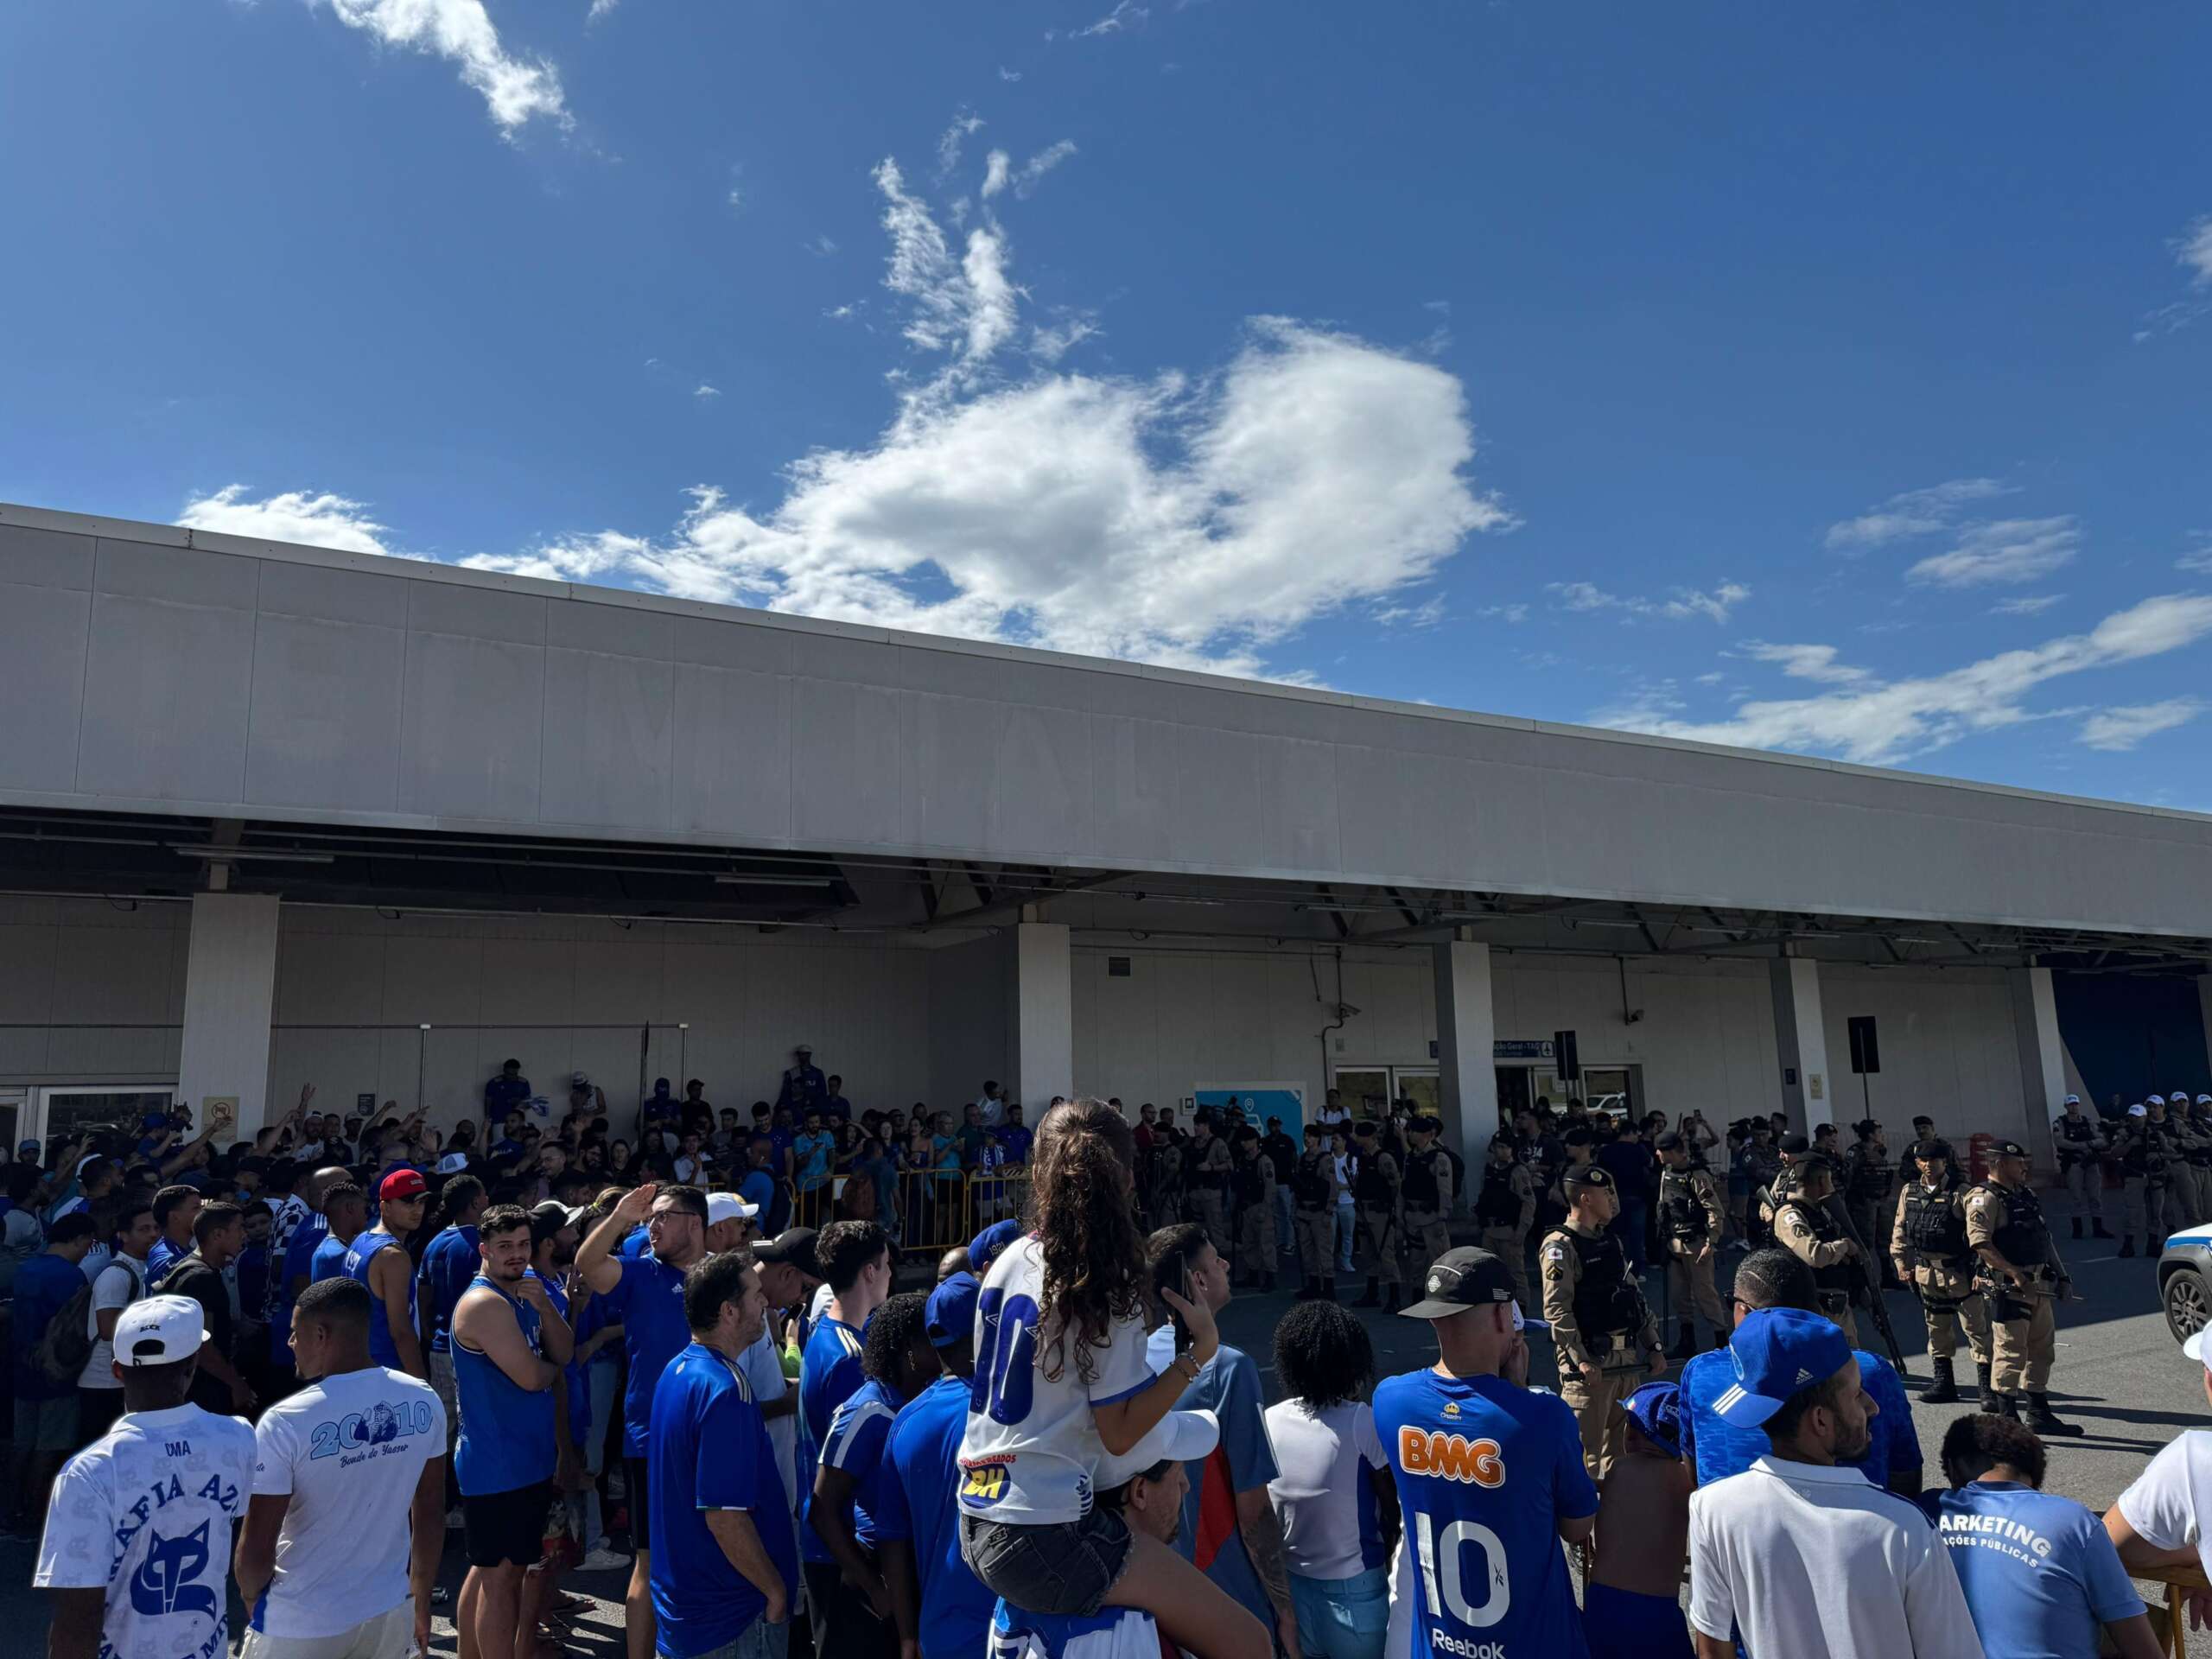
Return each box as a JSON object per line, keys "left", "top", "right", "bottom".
{"left": 753, "top": 1227, "right": 820, "bottom": 1278}
{"left": 1399, "top": 1247, "right": 1519, "bottom": 1320}
{"left": 1653, "top": 1130, "right": 1684, "bottom": 1152}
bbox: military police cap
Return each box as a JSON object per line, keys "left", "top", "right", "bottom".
{"left": 1778, "top": 1132, "right": 1810, "bottom": 1155}
{"left": 1910, "top": 1137, "right": 1954, "bottom": 1161}
{"left": 1989, "top": 1138, "right": 2030, "bottom": 1160}
{"left": 1653, "top": 1130, "right": 1684, "bottom": 1151}
{"left": 1563, "top": 1165, "right": 1615, "bottom": 1193}
{"left": 1853, "top": 1118, "right": 1880, "bottom": 1136}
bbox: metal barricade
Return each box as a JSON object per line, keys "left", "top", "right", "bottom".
{"left": 885, "top": 1166, "right": 1031, "bottom": 1261}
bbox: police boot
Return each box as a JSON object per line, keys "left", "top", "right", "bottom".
{"left": 1975, "top": 1362, "right": 2003, "bottom": 1413}
{"left": 2120, "top": 1236, "right": 2137, "bottom": 1258}
{"left": 2071, "top": 1217, "right": 2083, "bottom": 1239}
{"left": 1670, "top": 1328, "right": 1696, "bottom": 1363}
{"left": 2093, "top": 1219, "right": 2114, "bottom": 1239}
{"left": 1356, "top": 1276, "right": 1380, "bottom": 1307}
{"left": 1917, "top": 1358, "right": 1958, "bottom": 1404}
{"left": 1321, "top": 1275, "right": 1338, "bottom": 1301}
{"left": 2024, "top": 1394, "right": 2083, "bottom": 1437}
{"left": 1261, "top": 1270, "right": 1276, "bottom": 1294}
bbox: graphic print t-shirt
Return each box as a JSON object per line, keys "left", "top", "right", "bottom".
{"left": 35, "top": 1403, "right": 257, "bottom": 1659}
{"left": 1371, "top": 1369, "right": 1597, "bottom": 1659}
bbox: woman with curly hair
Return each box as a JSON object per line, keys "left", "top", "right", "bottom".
{"left": 957, "top": 1099, "right": 1266, "bottom": 1659}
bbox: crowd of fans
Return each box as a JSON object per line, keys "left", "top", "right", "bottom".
{"left": 4, "top": 1066, "right": 2209, "bottom": 1659}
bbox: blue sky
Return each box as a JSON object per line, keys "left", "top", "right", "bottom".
{"left": 5, "top": 3, "right": 2212, "bottom": 806}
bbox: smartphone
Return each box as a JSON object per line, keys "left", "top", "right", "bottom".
{"left": 1170, "top": 1260, "right": 1193, "bottom": 1351}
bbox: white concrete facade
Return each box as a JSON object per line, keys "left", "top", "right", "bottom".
{"left": 175, "top": 893, "right": 279, "bottom": 1137}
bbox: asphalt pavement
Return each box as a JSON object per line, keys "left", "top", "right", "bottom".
{"left": 5, "top": 1206, "right": 2209, "bottom": 1656}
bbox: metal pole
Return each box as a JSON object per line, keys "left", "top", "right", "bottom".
{"left": 679, "top": 1024, "right": 689, "bottom": 1088}
{"left": 637, "top": 1024, "right": 650, "bottom": 1121}
{"left": 416, "top": 1025, "right": 429, "bottom": 1118}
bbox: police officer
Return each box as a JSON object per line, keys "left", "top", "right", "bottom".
{"left": 1351, "top": 1120, "right": 1403, "bottom": 1310}
{"left": 1967, "top": 1138, "right": 2081, "bottom": 1437}
{"left": 1292, "top": 1120, "right": 1341, "bottom": 1301}
{"left": 2048, "top": 1092, "right": 2113, "bottom": 1241}
{"left": 1541, "top": 1164, "right": 1663, "bottom": 1480}
{"left": 2118, "top": 1099, "right": 2173, "bottom": 1258}
{"left": 1771, "top": 1160, "right": 1866, "bottom": 1348}
{"left": 1229, "top": 1127, "right": 1277, "bottom": 1293}
{"left": 1738, "top": 1122, "right": 1782, "bottom": 1248}
{"left": 1400, "top": 1115, "right": 1456, "bottom": 1281}
{"left": 2175, "top": 1096, "right": 2212, "bottom": 1231}
{"left": 1181, "top": 1109, "right": 1233, "bottom": 1254}
{"left": 775, "top": 1043, "right": 827, "bottom": 1116}
{"left": 1890, "top": 1136, "right": 1994, "bottom": 1407}
{"left": 1840, "top": 1120, "right": 1895, "bottom": 1283}
{"left": 1655, "top": 1130, "right": 1726, "bottom": 1357}
{"left": 1474, "top": 1133, "right": 1536, "bottom": 1311}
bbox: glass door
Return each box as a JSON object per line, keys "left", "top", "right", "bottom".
{"left": 0, "top": 1090, "right": 22, "bottom": 1155}
{"left": 33, "top": 1084, "right": 178, "bottom": 1147}
{"left": 1331, "top": 1068, "right": 1392, "bottom": 1119}
{"left": 1393, "top": 1069, "right": 1441, "bottom": 1121}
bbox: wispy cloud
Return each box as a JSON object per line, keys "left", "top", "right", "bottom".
{"left": 1478, "top": 602, "right": 1529, "bottom": 624}
{"left": 803, "top": 234, "right": 840, "bottom": 257}
{"left": 1823, "top": 478, "right": 2014, "bottom": 552}
{"left": 586, "top": 0, "right": 619, "bottom": 19}
{"left": 1029, "top": 316, "right": 1100, "bottom": 363}
{"left": 308, "top": 0, "right": 568, "bottom": 136}
{"left": 2136, "top": 216, "right": 2212, "bottom": 340}
{"left": 1905, "top": 516, "right": 2080, "bottom": 588}
{"left": 981, "top": 150, "right": 1011, "bottom": 200}
{"left": 998, "top": 67, "right": 1023, "bottom": 82}
{"left": 2177, "top": 537, "right": 2212, "bottom": 575}
{"left": 1073, "top": 1, "right": 1148, "bottom": 38}
{"left": 981, "top": 141, "right": 1077, "bottom": 202}
{"left": 1547, "top": 580, "right": 1751, "bottom": 624}
{"left": 1372, "top": 594, "right": 1446, "bottom": 630}
{"left": 2080, "top": 698, "right": 2204, "bottom": 752}
{"left": 1599, "top": 594, "right": 2212, "bottom": 765}
{"left": 1990, "top": 594, "right": 2065, "bottom": 617}
{"left": 694, "top": 384, "right": 721, "bottom": 400}
{"left": 937, "top": 109, "right": 984, "bottom": 179}
{"left": 1739, "top": 642, "right": 1868, "bottom": 684}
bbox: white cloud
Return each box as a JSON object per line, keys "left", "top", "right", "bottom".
{"left": 1990, "top": 594, "right": 2065, "bottom": 617}
{"left": 1013, "top": 140, "right": 1077, "bottom": 199}
{"left": 1906, "top": 516, "right": 2080, "bottom": 588}
{"left": 1741, "top": 642, "right": 1868, "bottom": 684}
{"left": 1029, "top": 317, "right": 1100, "bottom": 363}
{"left": 1602, "top": 594, "right": 2212, "bottom": 765}
{"left": 2179, "top": 217, "right": 2212, "bottom": 287}
{"left": 309, "top": 0, "right": 568, "bottom": 135}
{"left": 1372, "top": 594, "right": 1446, "bottom": 630}
{"left": 1823, "top": 478, "right": 2013, "bottom": 551}
{"left": 937, "top": 110, "right": 984, "bottom": 179}
{"left": 586, "top": 0, "right": 619, "bottom": 19}
{"left": 1074, "top": 1, "right": 1148, "bottom": 38}
{"left": 2080, "top": 698, "right": 2204, "bottom": 752}
{"left": 441, "top": 154, "right": 1509, "bottom": 677}
{"left": 2177, "top": 537, "right": 2212, "bottom": 575}
{"left": 1478, "top": 602, "right": 1529, "bottom": 624}
{"left": 804, "top": 234, "right": 840, "bottom": 257}
{"left": 1545, "top": 580, "right": 1749, "bottom": 623}
{"left": 981, "top": 149, "right": 1012, "bottom": 200}
{"left": 694, "top": 384, "right": 721, "bottom": 399}
{"left": 999, "top": 67, "right": 1023, "bottom": 82}
{"left": 179, "top": 486, "right": 397, "bottom": 556}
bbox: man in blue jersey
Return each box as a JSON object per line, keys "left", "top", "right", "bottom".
{"left": 798, "top": 1220, "right": 893, "bottom": 1655}
{"left": 311, "top": 1182, "right": 367, "bottom": 1283}
{"left": 1375, "top": 1246, "right": 1597, "bottom": 1659}
{"left": 878, "top": 1273, "right": 995, "bottom": 1659}
{"left": 650, "top": 1251, "right": 796, "bottom": 1659}
{"left": 578, "top": 1181, "right": 713, "bottom": 1659}
{"left": 264, "top": 1166, "right": 348, "bottom": 1391}
{"left": 419, "top": 1173, "right": 489, "bottom": 1520}
{"left": 811, "top": 1292, "right": 941, "bottom": 1658}
{"left": 145, "top": 1183, "right": 201, "bottom": 1287}
{"left": 346, "top": 1169, "right": 429, "bottom": 1377}
{"left": 1677, "top": 1247, "right": 1923, "bottom": 1496}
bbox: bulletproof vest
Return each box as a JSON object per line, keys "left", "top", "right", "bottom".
{"left": 1354, "top": 1151, "right": 1393, "bottom": 1205}
{"left": 2143, "top": 1124, "right": 2173, "bottom": 1178}
{"left": 1845, "top": 1148, "right": 1891, "bottom": 1204}
{"left": 1191, "top": 1140, "right": 1228, "bottom": 1191}
{"left": 1294, "top": 1154, "right": 1334, "bottom": 1208}
{"left": 1980, "top": 1182, "right": 2050, "bottom": 1269}
{"left": 2190, "top": 1117, "right": 2212, "bottom": 1166}
{"left": 1658, "top": 1166, "right": 1709, "bottom": 1242}
{"left": 1475, "top": 1163, "right": 1522, "bottom": 1226}
{"left": 2056, "top": 1113, "right": 2096, "bottom": 1146}
{"left": 1780, "top": 1198, "right": 1853, "bottom": 1294}
{"left": 1403, "top": 1148, "right": 1444, "bottom": 1209}
{"left": 1232, "top": 1158, "right": 1266, "bottom": 1205}
{"left": 1900, "top": 1179, "right": 1970, "bottom": 1262}
{"left": 1566, "top": 1225, "right": 1643, "bottom": 1340}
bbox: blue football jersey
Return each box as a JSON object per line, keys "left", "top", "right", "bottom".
{"left": 1371, "top": 1370, "right": 1597, "bottom": 1659}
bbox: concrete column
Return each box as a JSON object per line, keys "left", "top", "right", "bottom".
{"left": 177, "top": 893, "right": 280, "bottom": 1142}
{"left": 1433, "top": 936, "right": 1500, "bottom": 1166}
{"left": 1012, "top": 921, "right": 1073, "bottom": 1110}
{"left": 1768, "top": 955, "right": 1834, "bottom": 1134}
{"left": 2009, "top": 966, "right": 2067, "bottom": 1139}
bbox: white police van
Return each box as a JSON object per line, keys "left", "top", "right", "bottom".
{"left": 2161, "top": 1224, "right": 2212, "bottom": 1344}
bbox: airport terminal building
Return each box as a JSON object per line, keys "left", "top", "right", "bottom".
{"left": 4, "top": 500, "right": 2211, "bottom": 1158}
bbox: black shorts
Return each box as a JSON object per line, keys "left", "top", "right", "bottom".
{"left": 624, "top": 1455, "right": 652, "bottom": 1549}
{"left": 463, "top": 1481, "right": 552, "bottom": 1568}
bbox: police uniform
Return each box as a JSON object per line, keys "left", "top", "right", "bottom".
{"left": 1399, "top": 1125, "right": 1456, "bottom": 1285}
{"left": 1182, "top": 1128, "right": 1233, "bottom": 1254}
{"left": 1656, "top": 1147, "right": 1726, "bottom": 1355}
{"left": 1291, "top": 1142, "right": 1341, "bottom": 1298}
{"left": 1230, "top": 1145, "right": 1277, "bottom": 1290}
{"left": 2049, "top": 1099, "right": 2108, "bottom": 1236}
{"left": 1889, "top": 1141, "right": 1993, "bottom": 1406}
{"left": 1541, "top": 1166, "right": 1659, "bottom": 1481}
{"left": 2118, "top": 1104, "right": 2172, "bottom": 1255}
{"left": 2176, "top": 1102, "right": 2212, "bottom": 1230}
{"left": 1965, "top": 1144, "right": 2079, "bottom": 1436}
{"left": 1473, "top": 1147, "right": 1536, "bottom": 1311}
{"left": 1739, "top": 1141, "right": 1782, "bottom": 1247}
{"left": 1840, "top": 1131, "right": 1895, "bottom": 1281}
{"left": 1146, "top": 1134, "right": 1184, "bottom": 1235}
{"left": 1772, "top": 1173, "right": 1863, "bottom": 1350}
{"left": 1352, "top": 1138, "right": 1404, "bottom": 1309}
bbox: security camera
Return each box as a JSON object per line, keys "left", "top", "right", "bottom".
{"left": 1626, "top": 1008, "right": 1645, "bottom": 1025}
{"left": 1336, "top": 1001, "right": 1363, "bottom": 1020}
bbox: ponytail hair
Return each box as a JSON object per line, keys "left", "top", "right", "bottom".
{"left": 1027, "top": 1098, "right": 1142, "bottom": 1385}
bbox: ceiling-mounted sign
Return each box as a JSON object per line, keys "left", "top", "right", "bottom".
{"left": 1494, "top": 1040, "right": 1556, "bottom": 1061}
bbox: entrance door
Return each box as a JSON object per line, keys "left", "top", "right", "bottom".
{"left": 33, "top": 1084, "right": 178, "bottom": 1146}
{"left": 1495, "top": 1067, "right": 1532, "bottom": 1121}
{"left": 0, "top": 1090, "right": 22, "bottom": 1155}
{"left": 1332, "top": 1067, "right": 1392, "bottom": 1118}
{"left": 1395, "top": 1069, "right": 1441, "bottom": 1121}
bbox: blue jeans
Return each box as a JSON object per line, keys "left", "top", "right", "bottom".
{"left": 1335, "top": 1205, "right": 1357, "bottom": 1272}
{"left": 1290, "top": 1567, "right": 1387, "bottom": 1659}
{"left": 692, "top": 1616, "right": 791, "bottom": 1659}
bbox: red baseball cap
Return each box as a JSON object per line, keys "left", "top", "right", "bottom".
{"left": 380, "top": 1168, "right": 429, "bottom": 1202}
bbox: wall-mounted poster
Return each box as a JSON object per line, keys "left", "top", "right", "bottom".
{"left": 1192, "top": 1082, "right": 1308, "bottom": 1128}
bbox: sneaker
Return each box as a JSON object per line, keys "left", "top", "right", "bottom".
{"left": 605, "top": 1469, "right": 627, "bottom": 1500}
{"left": 445, "top": 1506, "right": 466, "bottom": 1530}
{"left": 578, "top": 1546, "right": 632, "bottom": 1573}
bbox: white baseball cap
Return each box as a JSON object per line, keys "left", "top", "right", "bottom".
{"left": 1096, "top": 1408, "right": 1219, "bottom": 1491}
{"left": 2129, "top": 1103, "right": 2149, "bottom": 1118}
{"left": 2150, "top": 1095, "right": 2168, "bottom": 1106}
{"left": 2063, "top": 1094, "right": 2081, "bottom": 1107}
{"left": 2185, "top": 1328, "right": 2212, "bottom": 1372}
{"left": 114, "top": 1295, "right": 209, "bottom": 1367}
{"left": 706, "top": 1192, "right": 759, "bottom": 1227}
{"left": 435, "top": 1153, "right": 470, "bottom": 1174}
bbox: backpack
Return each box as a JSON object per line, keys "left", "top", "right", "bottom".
{"left": 35, "top": 1280, "right": 97, "bottom": 1388}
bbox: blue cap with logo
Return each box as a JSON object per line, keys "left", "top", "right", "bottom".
{"left": 926, "top": 1271, "right": 981, "bottom": 1349}
{"left": 1712, "top": 1306, "right": 1854, "bottom": 1428}
{"left": 968, "top": 1219, "right": 1023, "bottom": 1275}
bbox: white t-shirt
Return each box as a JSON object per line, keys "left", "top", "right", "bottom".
{"left": 1263, "top": 1398, "right": 1389, "bottom": 1580}
{"left": 957, "top": 1235, "right": 1157, "bottom": 1526}
{"left": 977, "top": 1093, "right": 1007, "bottom": 1128}
{"left": 1688, "top": 1456, "right": 1987, "bottom": 1659}
{"left": 741, "top": 1323, "right": 800, "bottom": 1511}
{"left": 79, "top": 1252, "right": 150, "bottom": 1389}
{"left": 250, "top": 1365, "right": 448, "bottom": 1637}
{"left": 810, "top": 1280, "right": 836, "bottom": 1325}
{"left": 35, "top": 1402, "right": 256, "bottom": 1659}
{"left": 2117, "top": 1428, "right": 2212, "bottom": 1580}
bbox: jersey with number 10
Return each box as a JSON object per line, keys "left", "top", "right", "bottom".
{"left": 957, "top": 1236, "right": 1156, "bottom": 1526}
{"left": 1371, "top": 1370, "right": 1596, "bottom": 1659}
